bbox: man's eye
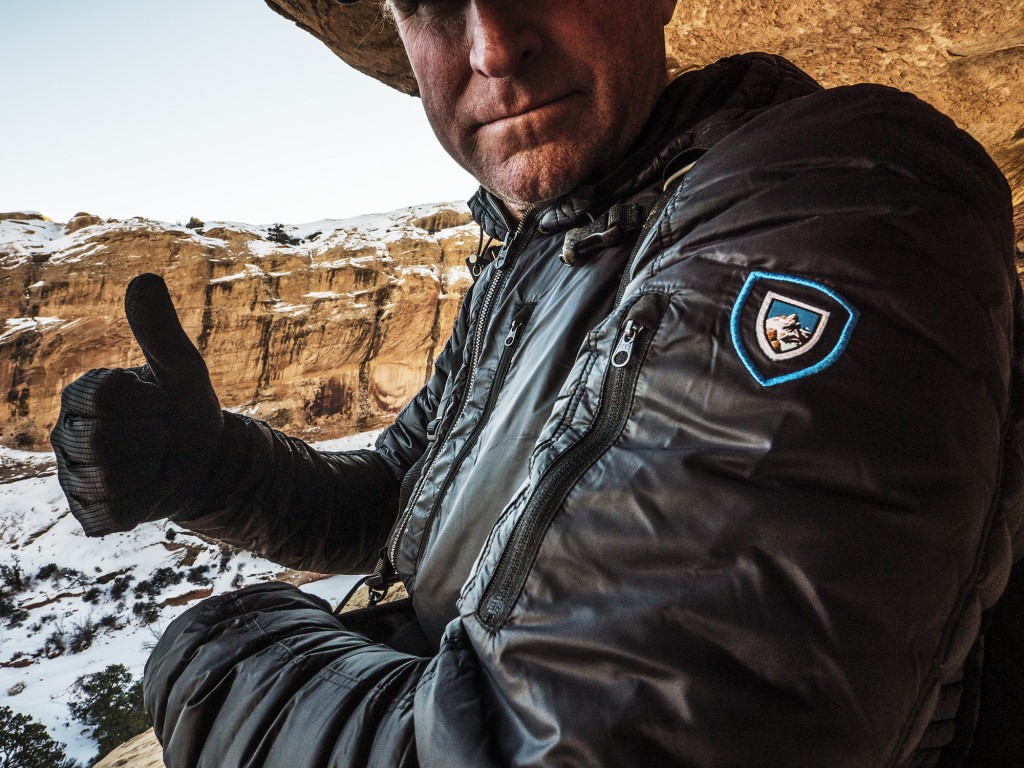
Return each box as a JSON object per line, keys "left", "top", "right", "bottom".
{"left": 390, "top": 0, "right": 461, "bottom": 21}
{"left": 389, "top": 0, "right": 420, "bottom": 18}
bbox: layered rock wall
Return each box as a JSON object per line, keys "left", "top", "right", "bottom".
{"left": 0, "top": 206, "right": 476, "bottom": 450}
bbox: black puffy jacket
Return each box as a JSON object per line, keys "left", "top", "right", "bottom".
{"left": 144, "top": 54, "right": 1024, "bottom": 767}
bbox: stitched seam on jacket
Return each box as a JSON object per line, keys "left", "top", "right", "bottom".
{"left": 633, "top": 184, "right": 688, "bottom": 286}
{"left": 232, "top": 598, "right": 382, "bottom": 692}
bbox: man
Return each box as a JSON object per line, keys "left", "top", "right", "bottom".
{"left": 50, "top": 0, "right": 1023, "bottom": 766}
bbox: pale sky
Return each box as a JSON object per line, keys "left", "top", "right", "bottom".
{"left": 0, "top": 0, "right": 477, "bottom": 225}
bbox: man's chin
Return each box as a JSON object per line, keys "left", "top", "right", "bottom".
{"left": 477, "top": 146, "right": 592, "bottom": 213}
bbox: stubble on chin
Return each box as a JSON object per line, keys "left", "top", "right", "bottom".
{"left": 473, "top": 143, "right": 592, "bottom": 215}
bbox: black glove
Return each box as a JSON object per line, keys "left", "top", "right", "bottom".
{"left": 50, "top": 273, "right": 224, "bottom": 536}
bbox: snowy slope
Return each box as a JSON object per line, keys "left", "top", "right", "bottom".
{"left": 0, "top": 431, "right": 379, "bottom": 764}
{"left": 0, "top": 202, "right": 471, "bottom": 267}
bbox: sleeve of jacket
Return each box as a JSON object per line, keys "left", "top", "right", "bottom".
{"left": 144, "top": 583, "right": 428, "bottom": 768}
{"left": 170, "top": 279, "right": 475, "bottom": 574}
{"left": 144, "top": 85, "right": 1020, "bottom": 768}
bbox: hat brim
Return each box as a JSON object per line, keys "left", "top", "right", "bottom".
{"left": 266, "top": 0, "right": 418, "bottom": 96}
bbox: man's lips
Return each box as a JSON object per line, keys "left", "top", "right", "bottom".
{"left": 477, "top": 92, "right": 580, "bottom": 128}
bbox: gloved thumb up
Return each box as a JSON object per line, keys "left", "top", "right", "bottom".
{"left": 50, "top": 274, "right": 225, "bottom": 536}
{"left": 126, "top": 273, "right": 223, "bottom": 430}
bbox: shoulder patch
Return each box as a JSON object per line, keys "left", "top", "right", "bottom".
{"left": 731, "top": 271, "right": 858, "bottom": 387}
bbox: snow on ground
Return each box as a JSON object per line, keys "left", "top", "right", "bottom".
{"left": 0, "top": 217, "right": 65, "bottom": 257}
{"left": 0, "top": 429, "right": 380, "bottom": 763}
{"left": 0, "top": 216, "right": 137, "bottom": 266}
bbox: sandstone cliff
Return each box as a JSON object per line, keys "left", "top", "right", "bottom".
{"left": 0, "top": 206, "right": 477, "bottom": 450}
{"left": 94, "top": 731, "right": 163, "bottom": 768}
{"left": 264, "top": 0, "right": 1024, "bottom": 242}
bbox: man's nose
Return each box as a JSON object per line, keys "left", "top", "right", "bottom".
{"left": 467, "top": 0, "right": 543, "bottom": 78}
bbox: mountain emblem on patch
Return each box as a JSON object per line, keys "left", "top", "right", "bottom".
{"left": 757, "top": 293, "right": 829, "bottom": 360}
{"left": 731, "top": 271, "right": 858, "bottom": 387}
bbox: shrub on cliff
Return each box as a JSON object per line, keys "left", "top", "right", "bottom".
{"left": 186, "top": 565, "right": 211, "bottom": 586}
{"left": 69, "top": 665, "right": 149, "bottom": 764}
{"left": 0, "top": 705, "right": 82, "bottom": 768}
{"left": 131, "top": 599, "right": 159, "bottom": 625}
{"left": 42, "top": 628, "right": 67, "bottom": 657}
{"left": 267, "top": 223, "right": 301, "bottom": 246}
{"left": 0, "top": 589, "right": 18, "bottom": 621}
{"left": 36, "top": 563, "right": 59, "bottom": 580}
{"left": 67, "top": 619, "right": 98, "bottom": 654}
{"left": 108, "top": 575, "right": 133, "bottom": 602}
{"left": 1, "top": 563, "right": 30, "bottom": 592}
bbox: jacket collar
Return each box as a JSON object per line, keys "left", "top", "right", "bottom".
{"left": 468, "top": 53, "right": 822, "bottom": 242}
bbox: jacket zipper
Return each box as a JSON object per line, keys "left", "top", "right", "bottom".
{"left": 411, "top": 302, "right": 537, "bottom": 574}
{"left": 477, "top": 292, "right": 666, "bottom": 629}
{"left": 367, "top": 210, "right": 539, "bottom": 598}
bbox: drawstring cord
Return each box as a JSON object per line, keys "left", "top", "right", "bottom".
{"left": 467, "top": 226, "right": 496, "bottom": 280}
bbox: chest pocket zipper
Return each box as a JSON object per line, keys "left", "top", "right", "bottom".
{"left": 478, "top": 291, "right": 670, "bottom": 629}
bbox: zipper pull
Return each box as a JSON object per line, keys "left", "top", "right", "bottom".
{"left": 504, "top": 319, "right": 522, "bottom": 347}
{"left": 611, "top": 320, "right": 643, "bottom": 368}
{"left": 364, "top": 549, "right": 396, "bottom": 605}
{"left": 504, "top": 303, "right": 535, "bottom": 347}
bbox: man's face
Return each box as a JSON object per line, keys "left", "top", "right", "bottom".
{"left": 391, "top": 0, "right": 678, "bottom": 215}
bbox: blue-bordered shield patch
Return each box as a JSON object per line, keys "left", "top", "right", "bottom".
{"left": 731, "top": 271, "right": 858, "bottom": 387}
